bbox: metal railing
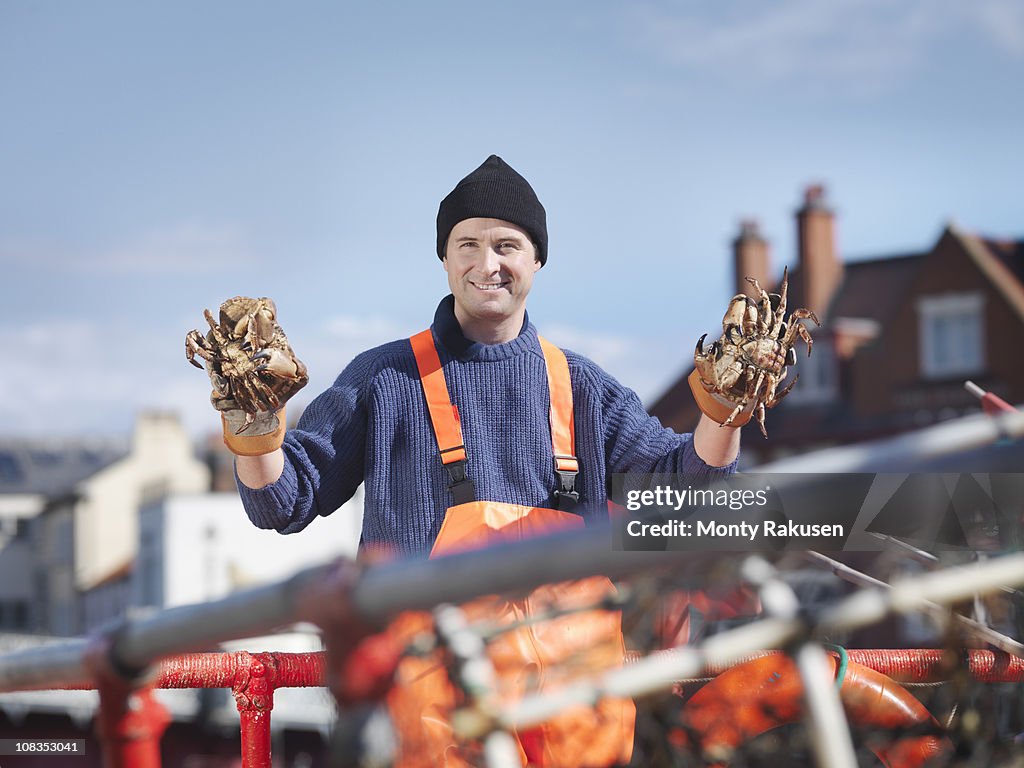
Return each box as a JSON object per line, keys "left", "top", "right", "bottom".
{"left": 0, "top": 407, "right": 1021, "bottom": 767}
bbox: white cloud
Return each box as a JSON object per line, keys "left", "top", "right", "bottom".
{"left": 0, "top": 319, "right": 211, "bottom": 438}
{"left": 88, "top": 220, "right": 256, "bottom": 274}
{"left": 0, "top": 313, "right": 698, "bottom": 440}
{"left": 973, "top": 0, "right": 1024, "bottom": 56}
{"left": 0, "top": 220, "right": 258, "bottom": 275}
{"left": 630, "top": 0, "right": 921, "bottom": 81}
{"left": 324, "top": 314, "right": 409, "bottom": 344}
{"left": 628, "top": 0, "right": 1021, "bottom": 89}
{"left": 543, "top": 323, "right": 685, "bottom": 405}
{"left": 0, "top": 311, "right": 417, "bottom": 439}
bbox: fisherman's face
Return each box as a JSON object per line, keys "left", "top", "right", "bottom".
{"left": 443, "top": 218, "right": 541, "bottom": 335}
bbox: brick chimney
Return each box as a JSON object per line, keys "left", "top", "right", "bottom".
{"left": 732, "top": 219, "right": 774, "bottom": 297}
{"left": 796, "top": 184, "right": 842, "bottom": 320}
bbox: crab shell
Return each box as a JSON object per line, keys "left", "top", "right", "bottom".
{"left": 219, "top": 296, "right": 278, "bottom": 350}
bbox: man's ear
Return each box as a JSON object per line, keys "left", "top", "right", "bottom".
{"left": 442, "top": 256, "right": 449, "bottom": 273}
{"left": 533, "top": 258, "right": 542, "bottom": 273}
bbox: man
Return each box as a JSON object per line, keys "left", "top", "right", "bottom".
{"left": 199, "top": 155, "right": 759, "bottom": 766}
{"left": 232, "top": 155, "right": 742, "bottom": 548}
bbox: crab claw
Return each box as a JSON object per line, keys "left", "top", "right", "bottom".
{"left": 252, "top": 348, "right": 305, "bottom": 380}
{"left": 696, "top": 333, "right": 708, "bottom": 356}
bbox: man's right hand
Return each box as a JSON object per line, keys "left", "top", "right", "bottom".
{"left": 185, "top": 296, "right": 308, "bottom": 457}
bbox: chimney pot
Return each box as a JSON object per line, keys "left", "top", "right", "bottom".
{"left": 802, "top": 184, "right": 831, "bottom": 211}
{"left": 736, "top": 219, "right": 764, "bottom": 241}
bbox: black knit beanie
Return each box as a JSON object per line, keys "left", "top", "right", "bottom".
{"left": 436, "top": 155, "right": 548, "bottom": 265}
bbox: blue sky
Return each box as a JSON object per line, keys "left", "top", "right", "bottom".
{"left": 2, "top": 0, "right": 1022, "bottom": 438}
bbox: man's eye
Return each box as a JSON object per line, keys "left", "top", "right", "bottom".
{"left": 460, "top": 241, "right": 477, "bottom": 248}
{"left": 498, "top": 241, "right": 519, "bottom": 250}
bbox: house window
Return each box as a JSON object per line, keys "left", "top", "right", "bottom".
{"left": 139, "top": 529, "right": 162, "bottom": 607}
{"left": 0, "top": 452, "right": 22, "bottom": 483}
{"left": 0, "top": 600, "right": 30, "bottom": 630}
{"left": 917, "top": 294, "right": 985, "bottom": 379}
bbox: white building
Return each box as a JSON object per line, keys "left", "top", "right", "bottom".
{"left": 24, "top": 412, "right": 210, "bottom": 636}
{"left": 2, "top": 413, "right": 364, "bottom": 746}
{"left": 133, "top": 490, "right": 362, "bottom": 614}
{"left": 0, "top": 435, "right": 127, "bottom": 633}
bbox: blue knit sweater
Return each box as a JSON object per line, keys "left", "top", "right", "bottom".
{"left": 237, "top": 296, "right": 738, "bottom": 554}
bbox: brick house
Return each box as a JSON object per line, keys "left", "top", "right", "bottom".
{"left": 650, "top": 185, "right": 1024, "bottom": 466}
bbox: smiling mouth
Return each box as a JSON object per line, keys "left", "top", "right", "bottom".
{"left": 470, "top": 281, "right": 509, "bottom": 291}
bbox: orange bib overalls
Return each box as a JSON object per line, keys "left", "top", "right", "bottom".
{"left": 386, "top": 330, "right": 635, "bottom": 767}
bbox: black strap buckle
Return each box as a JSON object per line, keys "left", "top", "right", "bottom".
{"left": 552, "top": 456, "right": 580, "bottom": 511}
{"left": 444, "top": 459, "right": 476, "bottom": 506}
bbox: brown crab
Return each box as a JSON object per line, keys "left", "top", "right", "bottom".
{"left": 694, "top": 267, "right": 819, "bottom": 437}
{"left": 186, "top": 296, "right": 308, "bottom": 433}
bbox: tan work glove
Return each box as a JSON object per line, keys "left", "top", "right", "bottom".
{"left": 186, "top": 296, "right": 308, "bottom": 456}
{"left": 688, "top": 369, "right": 756, "bottom": 428}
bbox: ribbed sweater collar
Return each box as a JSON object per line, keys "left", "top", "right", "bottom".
{"left": 431, "top": 294, "right": 537, "bottom": 362}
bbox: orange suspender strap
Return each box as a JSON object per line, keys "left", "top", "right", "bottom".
{"left": 409, "top": 330, "right": 475, "bottom": 504}
{"left": 409, "top": 330, "right": 580, "bottom": 511}
{"left": 538, "top": 336, "right": 581, "bottom": 511}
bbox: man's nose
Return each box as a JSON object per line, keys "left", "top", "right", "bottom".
{"left": 479, "top": 245, "right": 502, "bottom": 272}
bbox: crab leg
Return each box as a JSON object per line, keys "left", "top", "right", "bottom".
{"left": 745, "top": 277, "right": 773, "bottom": 335}
{"left": 185, "top": 331, "right": 215, "bottom": 368}
{"left": 722, "top": 400, "right": 747, "bottom": 429}
{"left": 722, "top": 295, "right": 753, "bottom": 345}
{"left": 764, "top": 367, "right": 787, "bottom": 404}
{"left": 204, "top": 309, "right": 230, "bottom": 348}
{"left": 741, "top": 297, "right": 759, "bottom": 337}
{"left": 770, "top": 375, "right": 800, "bottom": 406}
{"left": 723, "top": 369, "right": 766, "bottom": 428}
{"left": 230, "top": 377, "right": 265, "bottom": 432}
{"left": 754, "top": 403, "right": 768, "bottom": 438}
{"left": 771, "top": 266, "right": 790, "bottom": 336}
{"left": 250, "top": 375, "right": 282, "bottom": 411}
{"left": 783, "top": 308, "right": 820, "bottom": 336}
{"left": 781, "top": 309, "right": 820, "bottom": 351}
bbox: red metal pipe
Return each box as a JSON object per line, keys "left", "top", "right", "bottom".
{"left": 692, "top": 649, "right": 1024, "bottom": 683}
{"left": 155, "top": 651, "right": 325, "bottom": 689}
{"left": 94, "top": 686, "right": 171, "bottom": 768}
{"left": 46, "top": 648, "right": 1024, "bottom": 691}
{"left": 19, "top": 646, "right": 1024, "bottom": 768}
{"left": 240, "top": 709, "right": 272, "bottom": 768}
{"left": 847, "top": 648, "right": 1024, "bottom": 683}
{"left": 230, "top": 652, "right": 282, "bottom": 768}
{"left": 84, "top": 637, "right": 170, "bottom": 768}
